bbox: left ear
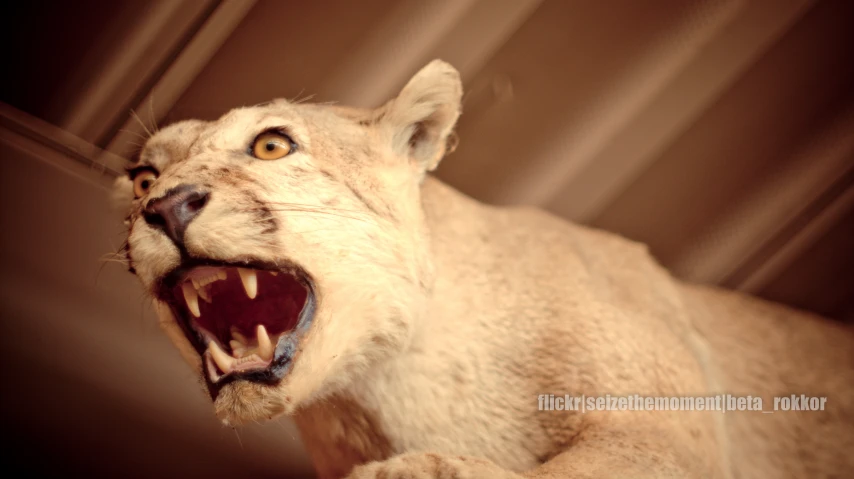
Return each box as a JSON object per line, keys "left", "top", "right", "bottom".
{"left": 381, "top": 60, "right": 463, "bottom": 174}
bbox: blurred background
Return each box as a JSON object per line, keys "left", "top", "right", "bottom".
{"left": 1, "top": 0, "right": 852, "bottom": 477}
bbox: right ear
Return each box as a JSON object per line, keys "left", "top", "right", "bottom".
{"left": 379, "top": 60, "right": 463, "bottom": 176}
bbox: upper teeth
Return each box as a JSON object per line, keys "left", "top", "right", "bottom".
{"left": 198, "top": 287, "right": 211, "bottom": 303}
{"left": 181, "top": 268, "right": 259, "bottom": 316}
{"left": 192, "top": 271, "right": 225, "bottom": 289}
{"left": 238, "top": 268, "right": 258, "bottom": 299}
{"left": 181, "top": 283, "right": 201, "bottom": 318}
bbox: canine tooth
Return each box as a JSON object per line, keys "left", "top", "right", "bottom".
{"left": 238, "top": 268, "right": 258, "bottom": 299}
{"left": 257, "top": 324, "right": 274, "bottom": 361}
{"left": 182, "top": 282, "right": 201, "bottom": 317}
{"left": 192, "top": 278, "right": 201, "bottom": 290}
{"left": 208, "top": 341, "right": 235, "bottom": 373}
{"left": 198, "top": 286, "right": 211, "bottom": 303}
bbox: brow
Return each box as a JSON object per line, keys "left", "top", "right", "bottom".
{"left": 125, "top": 164, "right": 158, "bottom": 179}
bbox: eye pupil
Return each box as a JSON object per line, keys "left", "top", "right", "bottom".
{"left": 252, "top": 131, "right": 293, "bottom": 160}
{"left": 131, "top": 170, "right": 157, "bottom": 198}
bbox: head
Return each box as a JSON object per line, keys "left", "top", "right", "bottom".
{"left": 112, "top": 60, "right": 462, "bottom": 424}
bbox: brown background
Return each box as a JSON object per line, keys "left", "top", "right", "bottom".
{"left": 1, "top": 1, "right": 852, "bottom": 477}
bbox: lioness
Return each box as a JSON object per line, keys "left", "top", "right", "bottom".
{"left": 113, "top": 60, "right": 854, "bottom": 478}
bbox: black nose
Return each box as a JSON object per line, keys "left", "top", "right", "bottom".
{"left": 144, "top": 185, "right": 210, "bottom": 245}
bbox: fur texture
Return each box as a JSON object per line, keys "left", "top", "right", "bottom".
{"left": 113, "top": 60, "right": 854, "bottom": 478}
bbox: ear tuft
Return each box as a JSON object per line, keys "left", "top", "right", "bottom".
{"left": 382, "top": 60, "right": 463, "bottom": 173}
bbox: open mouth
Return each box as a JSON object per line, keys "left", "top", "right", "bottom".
{"left": 157, "top": 261, "right": 314, "bottom": 391}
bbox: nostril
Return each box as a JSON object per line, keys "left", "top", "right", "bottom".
{"left": 142, "top": 186, "right": 208, "bottom": 245}
{"left": 186, "top": 193, "right": 209, "bottom": 214}
{"left": 144, "top": 211, "right": 166, "bottom": 227}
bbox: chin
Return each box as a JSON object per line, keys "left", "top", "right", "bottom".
{"left": 212, "top": 377, "right": 292, "bottom": 426}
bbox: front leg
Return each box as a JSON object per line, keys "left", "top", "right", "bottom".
{"left": 347, "top": 452, "right": 522, "bottom": 479}
{"left": 349, "top": 418, "right": 718, "bottom": 479}
{"left": 526, "top": 418, "right": 722, "bottom": 479}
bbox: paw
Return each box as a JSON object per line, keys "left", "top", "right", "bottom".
{"left": 346, "top": 452, "right": 521, "bottom": 479}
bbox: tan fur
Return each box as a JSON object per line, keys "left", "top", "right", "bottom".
{"left": 114, "top": 60, "right": 854, "bottom": 478}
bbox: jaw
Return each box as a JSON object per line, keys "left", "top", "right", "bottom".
{"left": 212, "top": 375, "right": 294, "bottom": 425}
{"left": 146, "top": 243, "right": 427, "bottom": 425}
{"left": 154, "top": 258, "right": 316, "bottom": 402}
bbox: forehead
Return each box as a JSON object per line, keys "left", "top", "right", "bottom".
{"left": 138, "top": 102, "right": 371, "bottom": 170}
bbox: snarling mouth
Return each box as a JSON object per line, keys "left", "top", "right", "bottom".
{"left": 158, "top": 261, "right": 314, "bottom": 392}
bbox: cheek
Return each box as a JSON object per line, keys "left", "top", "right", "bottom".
{"left": 275, "top": 202, "right": 376, "bottom": 266}
{"left": 184, "top": 196, "right": 282, "bottom": 260}
{"left": 263, "top": 174, "right": 412, "bottom": 279}
{"left": 128, "top": 222, "right": 181, "bottom": 288}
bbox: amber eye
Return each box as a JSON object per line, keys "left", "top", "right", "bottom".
{"left": 252, "top": 131, "right": 294, "bottom": 160}
{"left": 132, "top": 170, "right": 157, "bottom": 198}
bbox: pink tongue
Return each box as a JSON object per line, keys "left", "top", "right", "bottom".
{"left": 185, "top": 270, "right": 307, "bottom": 345}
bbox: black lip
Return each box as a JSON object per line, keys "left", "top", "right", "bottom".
{"left": 155, "top": 257, "right": 316, "bottom": 400}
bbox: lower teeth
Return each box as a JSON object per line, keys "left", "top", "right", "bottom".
{"left": 206, "top": 325, "right": 277, "bottom": 375}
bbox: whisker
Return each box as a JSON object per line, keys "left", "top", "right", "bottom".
{"left": 264, "top": 201, "right": 371, "bottom": 215}
{"left": 288, "top": 227, "right": 364, "bottom": 236}
{"left": 242, "top": 217, "right": 346, "bottom": 232}
{"left": 232, "top": 427, "right": 244, "bottom": 450}
{"left": 99, "top": 256, "right": 131, "bottom": 265}
{"left": 130, "top": 109, "right": 153, "bottom": 138}
{"left": 294, "top": 93, "right": 316, "bottom": 104}
{"left": 288, "top": 88, "right": 306, "bottom": 103}
{"left": 148, "top": 95, "right": 159, "bottom": 133}
{"left": 119, "top": 128, "right": 149, "bottom": 141}
{"left": 262, "top": 202, "right": 378, "bottom": 222}
{"left": 250, "top": 207, "right": 375, "bottom": 224}
{"left": 242, "top": 214, "right": 365, "bottom": 228}
{"left": 96, "top": 238, "right": 131, "bottom": 283}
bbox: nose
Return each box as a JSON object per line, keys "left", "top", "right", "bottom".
{"left": 144, "top": 185, "right": 210, "bottom": 245}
